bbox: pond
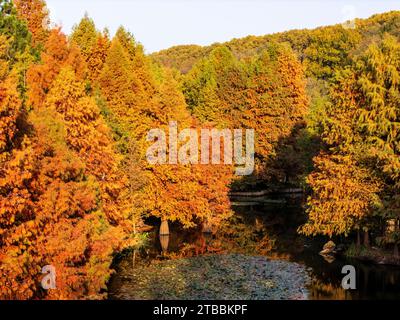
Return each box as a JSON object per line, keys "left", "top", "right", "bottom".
{"left": 108, "top": 199, "right": 400, "bottom": 300}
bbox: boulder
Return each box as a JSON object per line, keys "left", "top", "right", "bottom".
{"left": 320, "top": 240, "right": 336, "bottom": 255}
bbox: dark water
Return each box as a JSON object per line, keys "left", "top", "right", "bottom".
{"left": 109, "top": 199, "right": 400, "bottom": 300}
{"left": 295, "top": 250, "right": 400, "bottom": 300}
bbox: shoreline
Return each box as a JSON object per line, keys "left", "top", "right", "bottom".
{"left": 344, "top": 246, "right": 400, "bottom": 267}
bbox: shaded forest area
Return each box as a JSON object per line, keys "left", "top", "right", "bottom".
{"left": 0, "top": 0, "right": 399, "bottom": 299}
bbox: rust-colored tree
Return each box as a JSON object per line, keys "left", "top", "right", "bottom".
{"left": 27, "top": 27, "right": 86, "bottom": 109}
{"left": 14, "top": 0, "right": 49, "bottom": 45}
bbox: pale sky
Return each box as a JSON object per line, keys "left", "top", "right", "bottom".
{"left": 46, "top": 0, "right": 400, "bottom": 53}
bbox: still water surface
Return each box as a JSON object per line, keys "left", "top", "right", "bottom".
{"left": 109, "top": 202, "right": 400, "bottom": 300}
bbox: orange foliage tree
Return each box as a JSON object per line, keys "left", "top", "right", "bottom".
{"left": 14, "top": 0, "right": 49, "bottom": 45}
{"left": 44, "top": 66, "right": 128, "bottom": 225}
{"left": 183, "top": 44, "right": 309, "bottom": 181}
{"left": 71, "top": 14, "right": 110, "bottom": 83}
{"left": 143, "top": 69, "right": 233, "bottom": 228}
{"left": 1, "top": 22, "right": 131, "bottom": 299}
{"left": 99, "top": 30, "right": 233, "bottom": 229}
{"left": 27, "top": 27, "right": 86, "bottom": 109}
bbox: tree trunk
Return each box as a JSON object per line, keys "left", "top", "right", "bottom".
{"left": 364, "top": 230, "right": 370, "bottom": 248}
{"left": 394, "top": 244, "right": 399, "bottom": 259}
{"left": 356, "top": 230, "right": 361, "bottom": 248}
{"left": 132, "top": 249, "right": 137, "bottom": 268}
{"left": 202, "top": 220, "right": 212, "bottom": 233}
{"left": 160, "top": 219, "right": 169, "bottom": 235}
{"left": 159, "top": 235, "right": 169, "bottom": 254}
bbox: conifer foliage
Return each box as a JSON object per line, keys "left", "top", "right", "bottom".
{"left": 301, "top": 34, "right": 400, "bottom": 244}
{"left": 1, "top": 0, "right": 400, "bottom": 300}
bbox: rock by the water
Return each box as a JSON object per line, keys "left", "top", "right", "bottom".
{"left": 320, "top": 241, "right": 336, "bottom": 255}
{"left": 321, "top": 254, "right": 335, "bottom": 264}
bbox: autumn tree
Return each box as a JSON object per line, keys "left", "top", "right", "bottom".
{"left": 45, "top": 66, "right": 130, "bottom": 224}
{"left": 301, "top": 34, "right": 400, "bottom": 244}
{"left": 302, "top": 25, "right": 361, "bottom": 80}
{"left": 87, "top": 31, "right": 110, "bottom": 83}
{"left": 354, "top": 35, "right": 400, "bottom": 251}
{"left": 27, "top": 27, "right": 86, "bottom": 109}
{"left": 99, "top": 33, "right": 144, "bottom": 136}
{"left": 26, "top": 105, "right": 126, "bottom": 299}
{"left": 243, "top": 44, "right": 309, "bottom": 180}
{"left": 0, "top": 36, "right": 19, "bottom": 153}
{"left": 143, "top": 68, "right": 233, "bottom": 228}
{"left": 183, "top": 46, "right": 247, "bottom": 126}
{"left": 100, "top": 33, "right": 233, "bottom": 229}
{"left": 70, "top": 13, "right": 97, "bottom": 59}
{"left": 1, "top": 15, "right": 132, "bottom": 299}
{"left": 0, "top": 0, "right": 36, "bottom": 97}
{"left": 0, "top": 41, "right": 41, "bottom": 298}
{"left": 300, "top": 154, "right": 381, "bottom": 237}
{"left": 1, "top": 66, "right": 131, "bottom": 300}
{"left": 0, "top": 0, "right": 31, "bottom": 62}
{"left": 14, "top": 0, "right": 49, "bottom": 45}
{"left": 184, "top": 44, "right": 309, "bottom": 181}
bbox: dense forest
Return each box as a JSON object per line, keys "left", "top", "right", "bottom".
{"left": 0, "top": 0, "right": 399, "bottom": 299}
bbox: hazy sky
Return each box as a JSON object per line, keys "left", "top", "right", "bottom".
{"left": 46, "top": 0, "right": 400, "bottom": 53}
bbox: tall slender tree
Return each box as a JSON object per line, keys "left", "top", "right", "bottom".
{"left": 14, "top": 0, "right": 49, "bottom": 45}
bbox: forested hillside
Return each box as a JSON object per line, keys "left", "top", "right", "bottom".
{"left": 152, "top": 11, "right": 400, "bottom": 79}
{"left": 1, "top": 0, "right": 399, "bottom": 299}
